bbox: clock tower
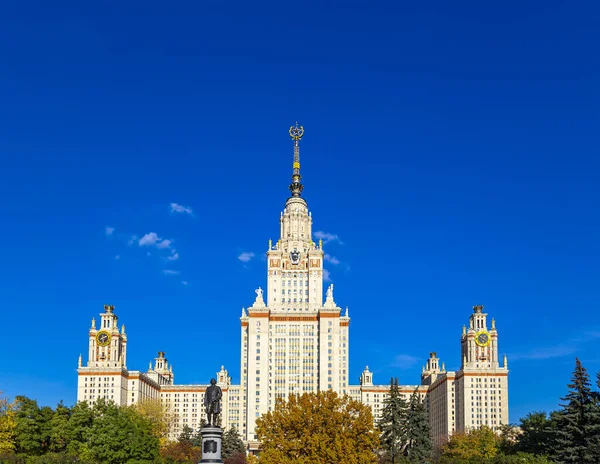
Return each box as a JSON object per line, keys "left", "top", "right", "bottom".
{"left": 87, "top": 304, "right": 127, "bottom": 368}
{"left": 456, "top": 304, "right": 509, "bottom": 432}
{"left": 461, "top": 305, "right": 499, "bottom": 369}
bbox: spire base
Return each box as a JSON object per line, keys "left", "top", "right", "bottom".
{"left": 289, "top": 182, "right": 304, "bottom": 197}
{"left": 288, "top": 123, "right": 305, "bottom": 197}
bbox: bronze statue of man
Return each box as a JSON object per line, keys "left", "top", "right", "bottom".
{"left": 204, "top": 378, "right": 222, "bottom": 427}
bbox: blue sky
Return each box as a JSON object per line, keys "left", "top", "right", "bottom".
{"left": 1, "top": 1, "right": 599, "bottom": 424}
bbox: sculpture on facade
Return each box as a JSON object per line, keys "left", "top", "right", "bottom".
{"left": 204, "top": 378, "right": 222, "bottom": 427}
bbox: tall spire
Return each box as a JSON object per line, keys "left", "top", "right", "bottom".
{"left": 288, "top": 122, "right": 305, "bottom": 197}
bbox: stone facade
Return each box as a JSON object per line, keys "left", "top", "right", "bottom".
{"left": 76, "top": 126, "right": 509, "bottom": 447}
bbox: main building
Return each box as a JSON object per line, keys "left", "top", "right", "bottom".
{"left": 76, "top": 124, "right": 509, "bottom": 448}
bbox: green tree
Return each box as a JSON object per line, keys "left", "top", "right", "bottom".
{"left": 256, "top": 390, "right": 379, "bottom": 464}
{"left": 403, "top": 389, "right": 432, "bottom": 462}
{"left": 590, "top": 371, "right": 600, "bottom": 461}
{"left": 439, "top": 426, "right": 499, "bottom": 463}
{"left": 64, "top": 400, "right": 93, "bottom": 457}
{"left": 38, "top": 406, "right": 53, "bottom": 453}
{"left": 190, "top": 421, "right": 205, "bottom": 447}
{"left": 222, "top": 426, "right": 246, "bottom": 462}
{"left": 552, "top": 358, "right": 599, "bottom": 464}
{"left": 497, "top": 423, "right": 520, "bottom": 456}
{"left": 178, "top": 424, "right": 195, "bottom": 444}
{"left": 516, "top": 412, "right": 553, "bottom": 456}
{"left": 86, "top": 399, "right": 159, "bottom": 464}
{"left": 379, "top": 378, "right": 408, "bottom": 463}
{"left": 48, "top": 401, "right": 71, "bottom": 453}
{"left": 14, "top": 396, "right": 47, "bottom": 455}
{"left": 492, "top": 452, "right": 555, "bottom": 463}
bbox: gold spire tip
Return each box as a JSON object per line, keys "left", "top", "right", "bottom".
{"left": 289, "top": 122, "right": 304, "bottom": 141}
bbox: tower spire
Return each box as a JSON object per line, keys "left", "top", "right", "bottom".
{"left": 288, "top": 122, "right": 305, "bottom": 197}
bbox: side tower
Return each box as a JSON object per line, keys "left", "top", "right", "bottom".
{"left": 456, "top": 305, "right": 509, "bottom": 431}
{"left": 86, "top": 304, "right": 127, "bottom": 368}
{"left": 240, "top": 124, "right": 350, "bottom": 444}
{"left": 77, "top": 305, "right": 130, "bottom": 405}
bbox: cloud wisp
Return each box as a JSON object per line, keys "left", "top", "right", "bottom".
{"left": 170, "top": 203, "right": 193, "bottom": 215}
{"left": 314, "top": 230, "right": 343, "bottom": 245}
{"left": 324, "top": 253, "right": 340, "bottom": 265}
{"left": 509, "top": 329, "right": 600, "bottom": 361}
{"left": 323, "top": 269, "right": 332, "bottom": 282}
{"left": 105, "top": 228, "right": 183, "bottom": 279}
{"left": 138, "top": 232, "right": 172, "bottom": 249}
{"left": 238, "top": 252, "right": 255, "bottom": 263}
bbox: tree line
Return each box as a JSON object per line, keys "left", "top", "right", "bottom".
{"left": 377, "top": 358, "right": 600, "bottom": 463}
{"left": 0, "top": 396, "right": 246, "bottom": 464}
{"left": 1, "top": 357, "right": 599, "bottom": 463}
{"left": 254, "top": 358, "right": 600, "bottom": 463}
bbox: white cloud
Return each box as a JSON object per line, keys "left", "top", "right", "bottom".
{"left": 139, "top": 233, "right": 175, "bottom": 253}
{"left": 170, "top": 203, "right": 193, "bottom": 215}
{"left": 314, "top": 231, "right": 343, "bottom": 245}
{"left": 105, "top": 226, "right": 115, "bottom": 236}
{"left": 392, "top": 354, "right": 420, "bottom": 369}
{"left": 238, "top": 252, "right": 255, "bottom": 263}
{"left": 324, "top": 253, "right": 340, "bottom": 265}
{"left": 167, "top": 251, "right": 179, "bottom": 261}
{"left": 510, "top": 346, "right": 578, "bottom": 361}
{"left": 182, "top": 281, "right": 189, "bottom": 286}
{"left": 127, "top": 235, "right": 138, "bottom": 246}
{"left": 139, "top": 232, "right": 160, "bottom": 246}
{"left": 323, "top": 269, "right": 332, "bottom": 282}
{"left": 114, "top": 255, "right": 121, "bottom": 260}
{"left": 163, "top": 269, "right": 180, "bottom": 276}
{"left": 156, "top": 239, "right": 172, "bottom": 249}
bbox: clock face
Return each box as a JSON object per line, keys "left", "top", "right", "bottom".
{"left": 96, "top": 331, "right": 111, "bottom": 347}
{"left": 290, "top": 250, "right": 300, "bottom": 264}
{"left": 475, "top": 330, "right": 490, "bottom": 347}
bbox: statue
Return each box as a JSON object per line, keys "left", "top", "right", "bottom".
{"left": 326, "top": 284, "right": 334, "bottom": 300}
{"left": 204, "top": 378, "right": 222, "bottom": 427}
{"left": 255, "top": 287, "right": 263, "bottom": 300}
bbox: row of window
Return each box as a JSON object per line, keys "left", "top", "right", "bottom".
{"left": 281, "top": 280, "right": 309, "bottom": 287}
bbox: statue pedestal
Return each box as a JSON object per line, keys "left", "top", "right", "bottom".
{"left": 199, "top": 426, "right": 223, "bottom": 463}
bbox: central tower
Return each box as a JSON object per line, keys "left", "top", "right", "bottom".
{"left": 239, "top": 124, "right": 350, "bottom": 443}
{"left": 266, "top": 124, "right": 325, "bottom": 312}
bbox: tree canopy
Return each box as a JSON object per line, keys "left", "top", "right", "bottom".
{"left": 552, "top": 358, "right": 600, "bottom": 463}
{"left": 256, "top": 390, "right": 379, "bottom": 464}
{"left": 0, "top": 391, "right": 17, "bottom": 454}
{"left": 378, "top": 379, "right": 432, "bottom": 463}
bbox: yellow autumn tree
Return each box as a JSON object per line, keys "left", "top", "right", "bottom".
{"left": 439, "top": 425, "right": 499, "bottom": 463}
{"left": 134, "top": 398, "right": 178, "bottom": 446}
{"left": 0, "top": 391, "right": 17, "bottom": 454}
{"left": 256, "top": 390, "right": 379, "bottom": 464}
